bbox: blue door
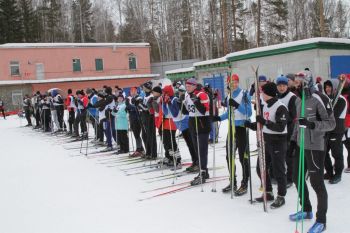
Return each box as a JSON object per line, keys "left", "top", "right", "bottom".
{"left": 330, "top": 56, "right": 350, "bottom": 78}
{"left": 203, "top": 74, "right": 225, "bottom": 100}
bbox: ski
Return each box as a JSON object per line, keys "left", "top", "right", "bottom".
{"left": 145, "top": 166, "right": 226, "bottom": 183}
{"left": 251, "top": 65, "right": 268, "bottom": 212}
{"left": 138, "top": 177, "right": 228, "bottom": 202}
{"left": 332, "top": 74, "right": 346, "bottom": 108}
{"left": 124, "top": 162, "right": 193, "bottom": 176}
{"left": 141, "top": 175, "right": 228, "bottom": 194}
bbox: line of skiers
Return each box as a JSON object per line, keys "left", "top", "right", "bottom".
{"left": 21, "top": 68, "right": 350, "bottom": 233}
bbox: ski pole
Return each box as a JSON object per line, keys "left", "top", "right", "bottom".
{"left": 194, "top": 115, "right": 204, "bottom": 192}
{"left": 212, "top": 74, "right": 217, "bottom": 192}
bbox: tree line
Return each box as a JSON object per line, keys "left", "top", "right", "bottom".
{"left": 0, "top": 0, "right": 349, "bottom": 62}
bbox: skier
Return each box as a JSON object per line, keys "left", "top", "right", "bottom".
{"left": 213, "top": 74, "right": 252, "bottom": 196}
{"left": 342, "top": 78, "right": 350, "bottom": 173}
{"left": 167, "top": 84, "right": 198, "bottom": 172}
{"left": 289, "top": 71, "right": 335, "bottom": 233}
{"left": 23, "top": 94, "right": 32, "bottom": 126}
{"left": 52, "top": 89, "right": 65, "bottom": 132}
{"left": 32, "top": 92, "right": 42, "bottom": 128}
{"left": 0, "top": 98, "right": 6, "bottom": 119}
{"left": 138, "top": 81, "right": 157, "bottom": 159}
{"left": 73, "top": 90, "right": 88, "bottom": 139}
{"left": 125, "top": 87, "right": 145, "bottom": 157}
{"left": 40, "top": 94, "right": 51, "bottom": 132}
{"left": 276, "top": 76, "right": 298, "bottom": 188}
{"left": 323, "top": 79, "right": 347, "bottom": 184}
{"left": 182, "top": 78, "right": 211, "bottom": 186}
{"left": 65, "top": 89, "right": 76, "bottom": 135}
{"left": 112, "top": 94, "right": 129, "bottom": 154}
{"left": 86, "top": 88, "right": 99, "bottom": 141}
{"left": 245, "top": 82, "right": 288, "bottom": 208}
{"left": 161, "top": 85, "right": 181, "bottom": 168}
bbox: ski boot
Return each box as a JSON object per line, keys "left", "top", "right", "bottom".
{"left": 234, "top": 183, "right": 247, "bottom": 196}
{"left": 190, "top": 171, "right": 209, "bottom": 186}
{"left": 344, "top": 167, "right": 350, "bottom": 173}
{"left": 255, "top": 192, "right": 274, "bottom": 202}
{"left": 329, "top": 175, "right": 341, "bottom": 184}
{"left": 289, "top": 211, "right": 313, "bottom": 221}
{"left": 308, "top": 222, "right": 326, "bottom": 233}
{"left": 185, "top": 164, "right": 199, "bottom": 173}
{"left": 100, "top": 146, "right": 113, "bottom": 152}
{"left": 270, "top": 195, "right": 285, "bottom": 209}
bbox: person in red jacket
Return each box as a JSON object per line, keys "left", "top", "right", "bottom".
{"left": 342, "top": 74, "right": 350, "bottom": 173}
{"left": 65, "top": 89, "right": 76, "bottom": 135}
{"left": 73, "top": 90, "right": 88, "bottom": 139}
{"left": 182, "top": 77, "right": 211, "bottom": 186}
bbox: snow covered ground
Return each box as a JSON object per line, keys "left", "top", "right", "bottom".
{"left": 0, "top": 116, "right": 349, "bottom": 233}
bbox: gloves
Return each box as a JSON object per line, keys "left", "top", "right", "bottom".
{"left": 244, "top": 121, "right": 252, "bottom": 128}
{"left": 256, "top": 115, "right": 266, "bottom": 125}
{"left": 178, "top": 94, "right": 185, "bottom": 103}
{"left": 212, "top": 116, "right": 221, "bottom": 122}
{"left": 298, "top": 118, "right": 315, "bottom": 129}
{"left": 228, "top": 98, "right": 239, "bottom": 108}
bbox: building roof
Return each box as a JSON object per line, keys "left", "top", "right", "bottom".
{"left": 193, "top": 57, "right": 228, "bottom": 67}
{"left": 0, "top": 74, "right": 159, "bottom": 86}
{"left": 226, "top": 37, "right": 350, "bottom": 62}
{"left": 165, "top": 67, "right": 195, "bottom": 75}
{"left": 0, "top": 43, "right": 150, "bottom": 49}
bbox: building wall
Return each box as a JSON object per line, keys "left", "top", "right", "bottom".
{"left": 0, "top": 46, "right": 151, "bottom": 81}
{"left": 152, "top": 59, "right": 200, "bottom": 79}
{"left": 0, "top": 84, "right": 32, "bottom": 112}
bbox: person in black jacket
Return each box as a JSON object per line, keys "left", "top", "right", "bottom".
{"left": 323, "top": 79, "right": 347, "bottom": 184}
{"left": 0, "top": 98, "right": 6, "bottom": 119}
{"left": 23, "top": 94, "right": 32, "bottom": 126}
{"left": 245, "top": 82, "right": 289, "bottom": 209}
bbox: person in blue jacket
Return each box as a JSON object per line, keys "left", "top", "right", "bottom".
{"left": 87, "top": 88, "right": 99, "bottom": 141}
{"left": 213, "top": 74, "right": 252, "bottom": 196}
{"left": 112, "top": 94, "right": 129, "bottom": 154}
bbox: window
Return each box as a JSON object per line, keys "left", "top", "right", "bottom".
{"left": 12, "top": 90, "right": 23, "bottom": 106}
{"left": 128, "top": 55, "right": 137, "bottom": 70}
{"left": 95, "top": 58, "right": 103, "bottom": 71}
{"left": 10, "top": 61, "right": 20, "bottom": 76}
{"left": 73, "top": 59, "right": 81, "bottom": 72}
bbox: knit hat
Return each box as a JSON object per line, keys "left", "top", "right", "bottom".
{"left": 227, "top": 74, "right": 239, "bottom": 83}
{"left": 178, "top": 85, "right": 186, "bottom": 92}
{"left": 97, "top": 90, "right": 106, "bottom": 98}
{"left": 163, "top": 85, "right": 174, "bottom": 97}
{"left": 276, "top": 76, "right": 288, "bottom": 86}
{"left": 105, "top": 86, "right": 112, "bottom": 95}
{"left": 262, "top": 82, "right": 278, "bottom": 97}
{"left": 316, "top": 76, "right": 322, "bottom": 83}
{"left": 295, "top": 70, "right": 313, "bottom": 88}
{"left": 152, "top": 86, "right": 162, "bottom": 95}
{"left": 86, "top": 88, "right": 93, "bottom": 95}
{"left": 186, "top": 77, "right": 197, "bottom": 86}
{"left": 176, "top": 81, "right": 182, "bottom": 86}
{"left": 286, "top": 73, "right": 295, "bottom": 81}
{"left": 117, "top": 93, "right": 125, "bottom": 99}
{"left": 142, "top": 81, "right": 153, "bottom": 90}
{"left": 259, "top": 75, "right": 267, "bottom": 82}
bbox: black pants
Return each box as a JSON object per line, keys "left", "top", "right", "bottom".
{"left": 56, "top": 107, "right": 65, "bottom": 129}
{"left": 97, "top": 120, "right": 104, "bottom": 142}
{"left": 142, "top": 112, "right": 157, "bottom": 158}
{"left": 117, "top": 130, "right": 129, "bottom": 152}
{"left": 190, "top": 129, "right": 209, "bottom": 172}
{"left": 35, "top": 109, "right": 41, "bottom": 126}
{"left": 293, "top": 147, "right": 328, "bottom": 224}
{"left": 89, "top": 115, "right": 97, "bottom": 138}
{"left": 74, "top": 110, "right": 87, "bottom": 135}
{"left": 257, "top": 136, "right": 287, "bottom": 197}
{"left": 0, "top": 108, "right": 5, "bottom": 119}
{"left": 25, "top": 108, "right": 32, "bottom": 125}
{"left": 343, "top": 133, "right": 350, "bottom": 168}
{"left": 225, "top": 126, "right": 250, "bottom": 186}
{"left": 43, "top": 109, "right": 51, "bottom": 131}
{"left": 68, "top": 110, "right": 75, "bottom": 133}
{"left": 162, "top": 129, "right": 179, "bottom": 162}
{"left": 130, "top": 120, "right": 144, "bottom": 152}
{"left": 325, "top": 133, "right": 344, "bottom": 177}
{"left": 182, "top": 128, "right": 197, "bottom": 164}
{"left": 286, "top": 140, "right": 297, "bottom": 182}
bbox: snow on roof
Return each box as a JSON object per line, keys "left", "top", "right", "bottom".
{"left": 0, "top": 43, "right": 150, "bottom": 49}
{"left": 165, "top": 67, "right": 195, "bottom": 75}
{"left": 193, "top": 57, "right": 227, "bottom": 67}
{"left": 225, "top": 37, "right": 350, "bottom": 60}
{"left": 0, "top": 74, "right": 159, "bottom": 86}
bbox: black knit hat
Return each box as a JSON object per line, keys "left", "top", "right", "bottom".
{"left": 142, "top": 81, "right": 153, "bottom": 90}
{"left": 152, "top": 86, "right": 162, "bottom": 95}
{"left": 262, "top": 82, "right": 278, "bottom": 97}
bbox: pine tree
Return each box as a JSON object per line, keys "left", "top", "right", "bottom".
{"left": 0, "top": 0, "right": 23, "bottom": 43}
{"left": 334, "top": 0, "right": 347, "bottom": 38}
{"left": 72, "top": 0, "right": 94, "bottom": 43}
{"left": 19, "top": 0, "right": 38, "bottom": 42}
{"left": 264, "top": 0, "right": 289, "bottom": 44}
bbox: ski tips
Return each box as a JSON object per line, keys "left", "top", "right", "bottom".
{"left": 294, "top": 230, "right": 300, "bottom": 233}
